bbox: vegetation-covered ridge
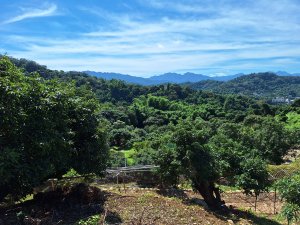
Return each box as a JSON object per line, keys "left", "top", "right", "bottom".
{"left": 5, "top": 55, "right": 300, "bottom": 99}
{"left": 188, "top": 72, "right": 300, "bottom": 98}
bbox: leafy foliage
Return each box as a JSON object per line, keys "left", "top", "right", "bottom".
{"left": 76, "top": 215, "right": 101, "bottom": 225}
{"left": 277, "top": 173, "right": 300, "bottom": 224}
{"left": 0, "top": 57, "right": 108, "bottom": 200}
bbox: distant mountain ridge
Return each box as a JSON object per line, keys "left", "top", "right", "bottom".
{"left": 188, "top": 72, "right": 300, "bottom": 98}
{"left": 149, "top": 72, "right": 211, "bottom": 83}
{"left": 84, "top": 70, "right": 246, "bottom": 85}
{"left": 275, "top": 71, "right": 300, "bottom": 77}
{"left": 83, "top": 71, "right": 157, "bottom": 85}
{"left": 84, "top": 70, "right": 300, "bottom": 85}
{"left": 2, "top": 54, "right": 299, "bottom": 98}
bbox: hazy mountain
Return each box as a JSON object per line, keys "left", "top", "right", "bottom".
{"left": 149, "top": 72, "right": 211, "bottom": 83}
{"left": 85, "top": 70, "right": 300, "bottom": 87}
{"left": 83, "top": 71, "right": 161, "bottom": 85}
{"left": 84, "top": 71, "right": 247, "bottom": 85}
{"left": 276, "top": 71, "right": 300, "bottom": 77}
{"left": 214, "top": 73, "right": 244, "bottom": 81}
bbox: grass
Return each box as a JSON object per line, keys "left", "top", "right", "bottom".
{"left": 109, "top": 148, "right": 136, "bottom": 167}
{"left": 120, "top": 148, "right": 136, "bottom": 166}
{"left": 268, "top": 159, "right": 300, "bottom": 180}
{"left": 137, "top": 192, "right": 156, "bottom": 204}
{"left": 12, "top": 194, "right": 34, "bottom": 204}
{"left": 218, "top": 185, "right": 240, "bottom": 192}
{"left": 19, "top": 194, "right": 33, "bottom": 202}
{"left": 76, "top": 215, "right": 101, "bottom": 225}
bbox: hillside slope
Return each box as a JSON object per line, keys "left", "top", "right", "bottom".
{"left": 189, "top": 73, "right": 300, "bottom": 98}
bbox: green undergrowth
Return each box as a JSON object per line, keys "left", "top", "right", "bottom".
{"left": 120, "top": 148, "right": 136, "bottom": 166}
{"left": 108, "top": 148, "right": 137, "bottom": 167}
{"left": 76, "top": 215, "right": 101, "bottom": 225}
{"left": 268, "top": 159, "right": 300, "bottom": 180}
{"left": 285, "top": 112, "right": 300, "bottom": 130}
{"left": 218, "top": 185, "right": 240, "bottom": 192}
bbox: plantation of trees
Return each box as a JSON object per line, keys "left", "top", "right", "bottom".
{"left": 1, "top": 56, "right": 300, "bottom": 223}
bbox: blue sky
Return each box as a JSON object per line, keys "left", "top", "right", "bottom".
{"left": 1, "top": 0, "right": 300, "bottom": 77}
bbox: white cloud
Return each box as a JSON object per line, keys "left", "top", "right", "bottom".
{"left": 142, "top": 0, "right": 215, "bottom": 13}
{"left": 2, "top": 4, "right": 57, "bottom": 24}
{"left": 2, "top": 0, "right": 300, "bottom": 75}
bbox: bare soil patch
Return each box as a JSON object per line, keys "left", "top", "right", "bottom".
{"left": 0, "top": 184, "right": 282, "bottom": 225}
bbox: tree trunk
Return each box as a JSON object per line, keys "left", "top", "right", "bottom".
{"left": 193, "top": 180, "right": 224, "bottom": 209}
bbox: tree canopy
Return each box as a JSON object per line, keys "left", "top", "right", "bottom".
{"left": 0, "top": 57, "right": 108, "bottom": 200}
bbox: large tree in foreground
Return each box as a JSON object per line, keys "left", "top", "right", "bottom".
{"left": 0, "top": 57, "right": 108, "bottom": 201}
{"left": 156, "top": 120, "right": 270, "bottom": 209}
{"left": 171, "top": 121, "right": 223, "bottom": 208}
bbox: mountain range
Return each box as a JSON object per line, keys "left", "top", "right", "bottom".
{"left": 84, "top": 70, "right": 300, "bottom": 85}
{"left": 3, "top": 55, "right": 299, "bottom": 98}
{"left": 0, "top": 55, "right": 300, "bottom": 99}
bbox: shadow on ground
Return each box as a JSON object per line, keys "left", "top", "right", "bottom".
{"left": 210, "top": 207, "right": 282, "bottom": 225}
{"left": 156, "top": 188, "right": 281, "bottom": 225}
{"left": 103, "top": 211, "right": 123, "bottom": 224}
{"left": 0, "top": 183, "right": 123, "bottom": 225}
{"left": 156, "top": 188, "right": 189, "bottom": 200}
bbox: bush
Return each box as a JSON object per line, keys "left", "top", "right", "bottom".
{"left": 0, "top": 57, "right": 108, "bottom": 201}
{"left": 276, "top": 173, "right": 300, "bottom": 224}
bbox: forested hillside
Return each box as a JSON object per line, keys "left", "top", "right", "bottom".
{"left": 1, "top": 56, "right": 300, "bottom": 220}
{"left": 189, "top": 73, "right": 300, "bottom": 98}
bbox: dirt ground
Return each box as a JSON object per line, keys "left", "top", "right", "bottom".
{"left": 222, "top": 192, "right": 283, "bottom": 216}
{"left": 0, "top": 183, "right": 284, "bottom": 225}
{"left": 101, "top": 189, "right": 282, "bottom": 225}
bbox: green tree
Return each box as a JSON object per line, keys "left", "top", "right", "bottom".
{"left": 0, "top": 57, "right": 108, "bottom": 201}
{"left": 170, "top": 121, "right": 223, "bottom": 208}
{"left": 155, "top": 120, "right": 271, "bottom": 209}
{"left": 243, "top": 115, "right": 291, "bottom": 164}
{"left": 234, "top": 157, "right": 269, "bottom": 204}
{"left": 209, "top": 123, "right": 269, "bottom": 206}
{"left": 154, "top": 142, "right": 181, "bottom": 188}
{"left": 276, "top": 173, "right": 300, "bottom": 224}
